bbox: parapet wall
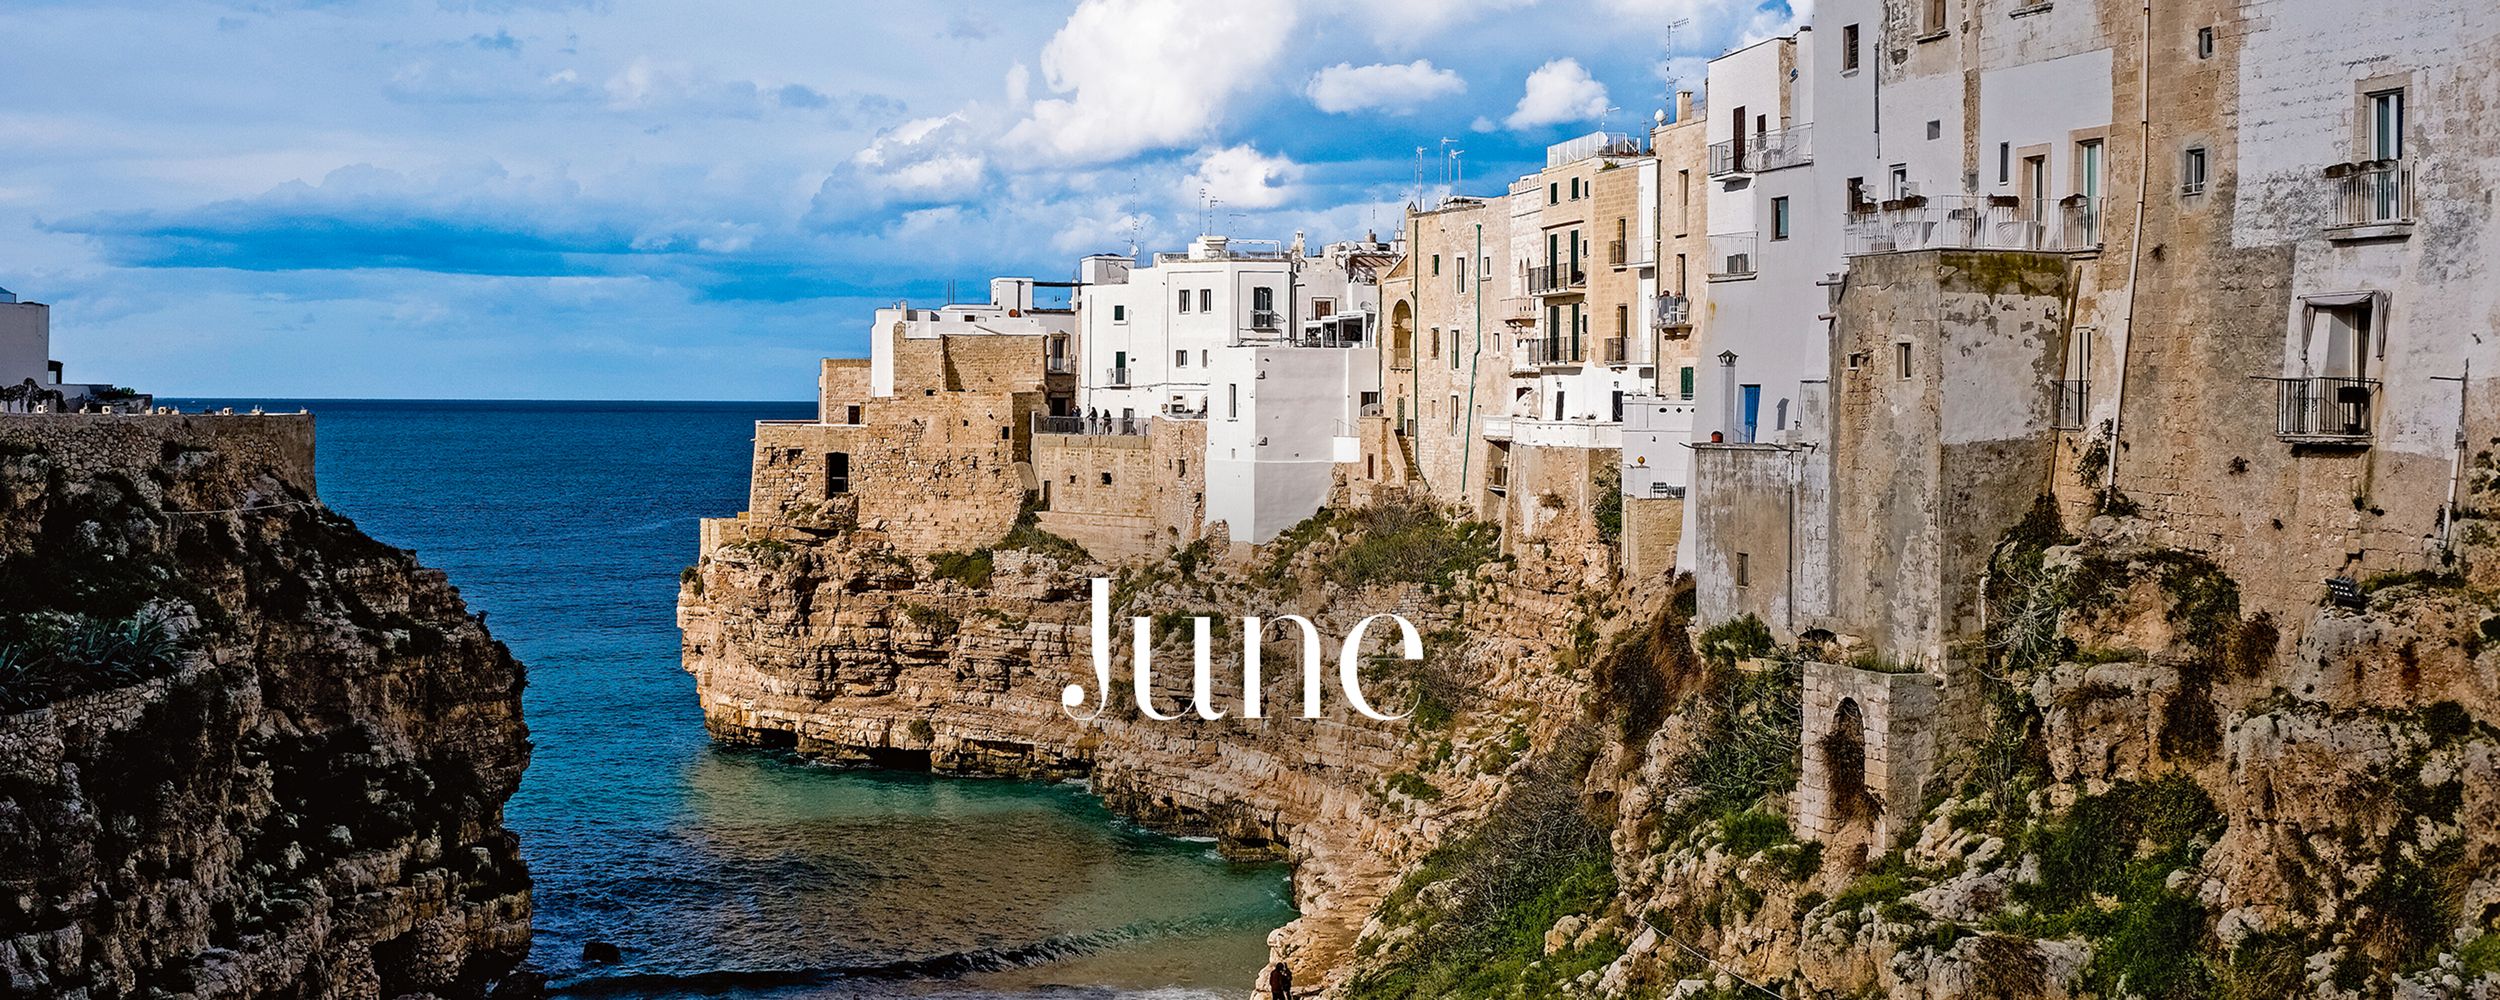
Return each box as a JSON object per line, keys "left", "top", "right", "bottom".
{"left": 747, "top": 390, "right": 1041, "bottom": 555}
{"left": 0, "top": 412, "right": 317, "bottom": 498}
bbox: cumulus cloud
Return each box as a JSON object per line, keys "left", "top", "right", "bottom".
{"left": 1503, "top": 58, "right": 1610, "bottom": 131}
{"left": 851, "top": 113, "right": 987, "bottom": 199}
{"left": 1306, "top": 60, "right": 1465, "bottom": 115}
{"left": 1181, "top": 145, "right": 1301, "bottom": 210}
{"left": 1004, "top": 0, "right": 1297, "bottom": 163}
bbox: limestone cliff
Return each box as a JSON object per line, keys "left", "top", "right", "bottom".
{"left": 0, "top": 415, "right": 532, "bottom": 998}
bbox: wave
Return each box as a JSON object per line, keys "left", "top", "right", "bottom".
{"left": 548, "top": 915, "right": 1252, "bottom": 997}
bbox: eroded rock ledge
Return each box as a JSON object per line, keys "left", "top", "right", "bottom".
{"left": 0, "top": 415, "right": 532, "bottom": 998}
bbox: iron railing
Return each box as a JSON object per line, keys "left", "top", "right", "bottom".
{"left": 2053, "top": 379, "right": 2089, "bottom": 429}
{"left": 2269, "top": 376, "right": 2379, "bottom": 443}
{"left": 1251, "top": 309, "right": 1283, "bottom": 331}
{"left": 2330, "top": 161, "right": 2413, "bottom": 228}
{"left": 1527, "top": 336, "right": 1585, "bottom": 366}
{"left": 1034, "top": 412, "right": 1149, "bottom": 436}
{"left": 1656, "top": 293, "right": 1692, "bottom": 329}
{"left": 1106, "top": 366, "right": 1131, "bottom": 387}
{"left": 2059, "top": 197, "right": 2105, "bottom": 250}
{"left": 1705, "top": 125, "right": 1813, "bottom": 176}
{"left": 1528, "top": 263, "right": 1587, "bottom": 294}
{"left": 1608, "top": 240, "right": 1627, "bottom": 266}
{"left": 1602, "top": 337, "right": 1628, "bottom": 365}
{"left": 1845, "top": 196, "right": 2037, "bottom": 255}
{"left": 1708, "top": 233, "right": 1758, "bottom": 278}
{"left": 1045, "top": 356, "right": 1075, "bottom": 374}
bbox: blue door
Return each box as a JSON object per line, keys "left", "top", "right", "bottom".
{"left": 1740, "top": 384, "right": 1762, "bottom": 443}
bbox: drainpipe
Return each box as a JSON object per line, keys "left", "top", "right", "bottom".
{"left": 1461, "top": 222, "right": 1484, "bottom": 495}
{"left": 2103, "top": 0, "right": 2154, "bottom": 490}
{"left": 2439, "top": 362, "right": 2472, "bottom": 550}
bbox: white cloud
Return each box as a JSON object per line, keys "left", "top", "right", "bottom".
{"left": 1349, "top": 0, "right": 1540, "bottom": 47}
{"left": 1004, "top": 0, "right": 1297, "bottom": 163}
{"left": 1306, "top": 60, "right": 1465, "bottom": 115}
{"left": 1503, "top": 58, "right": 1610, "bottom": 131}
{"left": 1180, "top": 144, "right": 1301, "bottom": 210}
{"left": 851, "top": 113, "right": 986, "bottom": 198}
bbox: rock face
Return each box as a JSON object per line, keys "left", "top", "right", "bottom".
{"left": 0, "top": 415, "right": 531, "bottom": 998}
{"left": 679, "top": 504, "right": 1624, "bottom": 984}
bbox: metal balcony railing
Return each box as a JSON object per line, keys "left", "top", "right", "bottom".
{"left": 1607, "top": 240, "right": 1627, "bottom": 266}
{"left": 1528, "top": 263, "right": 1587, "bottom": 295}
{"left": 1526, "top": 337, "right": 1585, "bottom": 366}
{"left": 1708, "top": 233, "right": 1758, "bottom": 279}
{"left": 2053, "top": 379, "right": 2089, "bottom": 429}
{"left": 1034, "top": 412, "right": 1150, "bottom": 436}
{"left": 2329, "top": 161, "right": 2413, "bottom": 228}
{"left": 1844, "top": 195, "right": 2044, "bottom": 256}
{"left": 1656, "top": 293, "right": 1692, "bottom": 329}
{"left": 1045, "top": 356, "right": 1075, "bottom": 374}
{"left": 1602, "top": 337, "right": 1628, "bottom": 365}
{"left": 1106, "top": 365, "right": 1131, "bottom": 387}
{"left": 2269, "top": 376, "right": 2379, "bottom": 443}
{"left": 1706, "top": 125, "right": 1813, "bottom": 176}
{"left": 2059, "top": 197, "right": 2105, "bottom": 251}
{"left": 1251, "top": 309, "right": 1283, "bottom": 331}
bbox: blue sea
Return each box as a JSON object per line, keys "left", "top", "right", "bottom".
{"left": 169, "top": 399, "right": 1293, "bottom": 1000}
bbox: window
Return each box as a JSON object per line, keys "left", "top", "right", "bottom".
{"left": 1227, "top": 383, "right": 1239, "bottom": 419}
{"left": 1112, "top": 304, "right": 1127, "bottom": 322}
{"left": 1200, "top": 349, "right": 1209, "bottom": 366}
{"left": 1889, "top": 165, "right": 1910, "bottom": 198}
{"left": 2196, "top": 26, "right": 2215, "bottom": 59}
{"left": 2369, "top": 89, "right": 2405, "bottom": 160}
{"left": 1772, "top": 197, "right": 1791, "bottom": 240}
{"left": 825, "top": 452, "right": 850, "bottom": 496}
{"left": 1611, "top": 390, "right": 1625, "bottom": 422}
{"left": 1101, "top": 472, "right": 1113, "bottom": 485}
{"left": 1896, "top": 342, "right": 1914, "bottom": 379}
{"left": 1736, "top": 552, "right": 1751, "bottom": 587}
{"left": 2302, "top": 296, "right": 2378, "bottom": 379}
{"left": 844, "top": 404, "right": 861, "bottom": 425}
{"left": 1998, "top": 143, "right": 2012, "bottom": 185}
{"left": 1449, "top": 395, "right": 1460, "bottom": 432}
{"left": 1175, "top": 350, "right": 1189, "bottom": 368}
{"left": 1430, "top": 326, "right": 1441, "bottom": 360}
{"left": 1927, "top": 120, "right": 1942, "bottom": 141}
{"left": 1431, "top": 254, "right": 1441, "bottom": 276}
{"left": 2182, "top": 146, "right": 2209, "bottom": 195}
{"left": 1925, "top": 0, "right": 1947, "bottom": 33}
{"left": 1176, "top": 289, "right": 1191, "bottom": 313}
{"left": 1846, "top": 351, "right": 1868, "bottom": 370}
{"left": 1552, "top": 390, "right": 1566, "bottom": 421}
{"left": 1450, "top": 331, "right": 1461, "bottom": 369}
{"left": 1842, "top": 24, "right": 1861, "bottom": 70}
{"left": 1199, "top": 288, "right": 1212, "bottom": 313}
{"left": 1312, "top": 297, "right": 1335, "bottom": 318}
{"left": 1678, "top": 365, "right": 1695, "bottom": 400}
{"left": 1548, "top": 182, "right": 1560, "bottom": 204}
{"left": 1480, "top": 255, "right": 1491, "bottom": 279}
{"left": 1457, "top": 265, "right": 1467, "bottom": 292}
{"left": 1252, "top": 286, "right": 1274, "bottom": 314}
{"left": 1846, "top": 176, "right": 1868, "bottom": 212}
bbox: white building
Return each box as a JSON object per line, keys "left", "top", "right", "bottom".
{"left": 1, "top": 286, "right": 145, "bottom": 413}
{"left": 1074, "top": 235, "right": 1390, "bottom": 543}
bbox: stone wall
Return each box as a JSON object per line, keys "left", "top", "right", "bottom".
{"left": 0, "top": 412, "right": 315, "bottom": 495}
{"left": 1621, "top": 495, "right": 1685, "bottom": 578}
{"left": 1689, "top": 443, "right": 1829, "bottom": 634}
{"left": 1032, "top": 418, "right": 1208, "bottom": 560}
{"left": 748, "top": 390, "right": 1042, "bottom": 556}
{"left": 1793, "top": 660, "right": 1943, "bottom": 849}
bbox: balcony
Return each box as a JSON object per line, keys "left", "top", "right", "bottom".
{"left": 1607, "top": 240, "right": 1627, "bottom": 266}
{"left": 1845, "top": 195, "right": 2034, "bottom": 255}
{"left": 1706, "top": 125, "right": 1814, "bottom": 176}
{"left": 1251, "top": 309, "right": 1283, "bottom": 331}
{"left": 1656, "top": 293, "right": 1693, "bottom": 330}
{"left": 1602, "top": 337, "right": 1629, "bottom": 365}
{"left": 2059, "top": 197, "right": 2105, "bottom": 251}
{"left": 2326, "top": 161, "right": 2414, "bottom": 235}
{"left": 1106, "top": 365, "right": 1131, "bottom": 387}
{"left": 1708, "top": 233, "right": 1758, "bottom": 279}
{"left": 1034, "top": 412, "right": 1149, "bottom": 436}
{"left": 2268, "top": 376, "right": 2379, "bottom": 444}
{"left": 2053, "top": 379, "right": 2088, "bottom": 429}
{"left": 1358, "top": 401, "right": 1385, "bottom": 418}
{"left": 1162, "top": 400, "right": 1208, "bottom": 420}
{"left": 1526, "top": 337, "right": 1586, "bottom": 367}
{"left": 1528, "top": 263, "right": 1587, "bottom": 295}
{"left": 1045, "top": 356, "right": 1075, "bottom": 374}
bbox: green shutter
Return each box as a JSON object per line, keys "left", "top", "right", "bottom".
{"left": 1679, "top": 366, "right": 1695, "bottom": 399}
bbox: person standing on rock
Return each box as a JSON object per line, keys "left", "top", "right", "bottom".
{"left": 1266, "top": 958, "right": 1293, "bottom": 1000}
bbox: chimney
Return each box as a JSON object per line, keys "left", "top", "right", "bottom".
{"left": 1676, "top": 91, "right": 1694, "bottom": 123}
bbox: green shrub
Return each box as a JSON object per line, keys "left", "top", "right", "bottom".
{"left": 1385, "top": 771, "right": 1444, "bottom": 802}
{"left": 0, "top": 610, "right": 192, "bottom": 712}
{"left": 927, "top": 548, "right": 995, "bottom": 589}
{"left": 1696, "top": 614, "right": 1774, "bottom": 665}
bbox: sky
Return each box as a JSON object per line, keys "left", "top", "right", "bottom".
{"left": 0, "top": 0, "right": 1801, "bottom": 400}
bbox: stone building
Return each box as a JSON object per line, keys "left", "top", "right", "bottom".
{"left": 1620, "top": 92, "right": 1713, "bottom": 577}
{"left": 1369, "top": 195, "right": 1512, "bottom": 516}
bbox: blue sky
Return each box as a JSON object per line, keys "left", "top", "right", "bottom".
{"left": 1, "top": 0, "right": 1799, "bottom": 400}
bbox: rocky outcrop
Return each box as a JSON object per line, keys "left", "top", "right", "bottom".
{"left": 0, "top": 415, "right": 531, "bottom": 998}
{"left": 678, "top": 503, "right": 1626, "bottom": 986}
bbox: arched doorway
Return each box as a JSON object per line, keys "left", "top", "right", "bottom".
{"left": 1822, "top": 697, "right": 1873, "bottom": 824}
{"left": 1389, "top": 300, "right": 1414, "bottom": 369}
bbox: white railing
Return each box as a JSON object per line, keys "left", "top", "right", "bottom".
{"left": 2329, "top": 161, "right": 2413, "bottom": 228}
{"left": 1034, "top": 412, "right": 1150, "bottom": 436}
{"left": 1708, "top": 233, "right": 1758, "bottom": 278}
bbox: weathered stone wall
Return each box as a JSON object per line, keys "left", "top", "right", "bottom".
{"left": 1621, "top": 495, "right": 1685, "bottom": 578}
{"left": 0, "top": 413, "right": 531, "bottom": 999}
{"left": 1827, "top": 250, "right": 2069, "bottom": 666}
{"left": 1794, "top": 660, "right": 1943, "bottom": 848}
{"left": 1690, "top": 443, "right": 1827, "bottom": 634}
{"left": 1032, "top": 418, "right": 1208, "bottom": 560}
{"left": 748, "top": 390, "right": 1041, "bottom": 556}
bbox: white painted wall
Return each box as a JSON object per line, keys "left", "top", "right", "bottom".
{"left": 0, "top": 301, "right": 48, "bottom": 389}
{"left": 1206, "top": 345, "right": 1382, "bottom": 542}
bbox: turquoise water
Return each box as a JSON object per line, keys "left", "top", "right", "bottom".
{"left": 171, "top": 399, "right": 1294, "bottom": 999}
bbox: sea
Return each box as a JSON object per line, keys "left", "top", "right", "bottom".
{"left": 167, "top": 399, "right": 1293, "bottom": 1000}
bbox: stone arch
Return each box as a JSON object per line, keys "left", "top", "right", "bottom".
{"left": 1821, "top": 697, "right": 1873, "bottom": 824}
